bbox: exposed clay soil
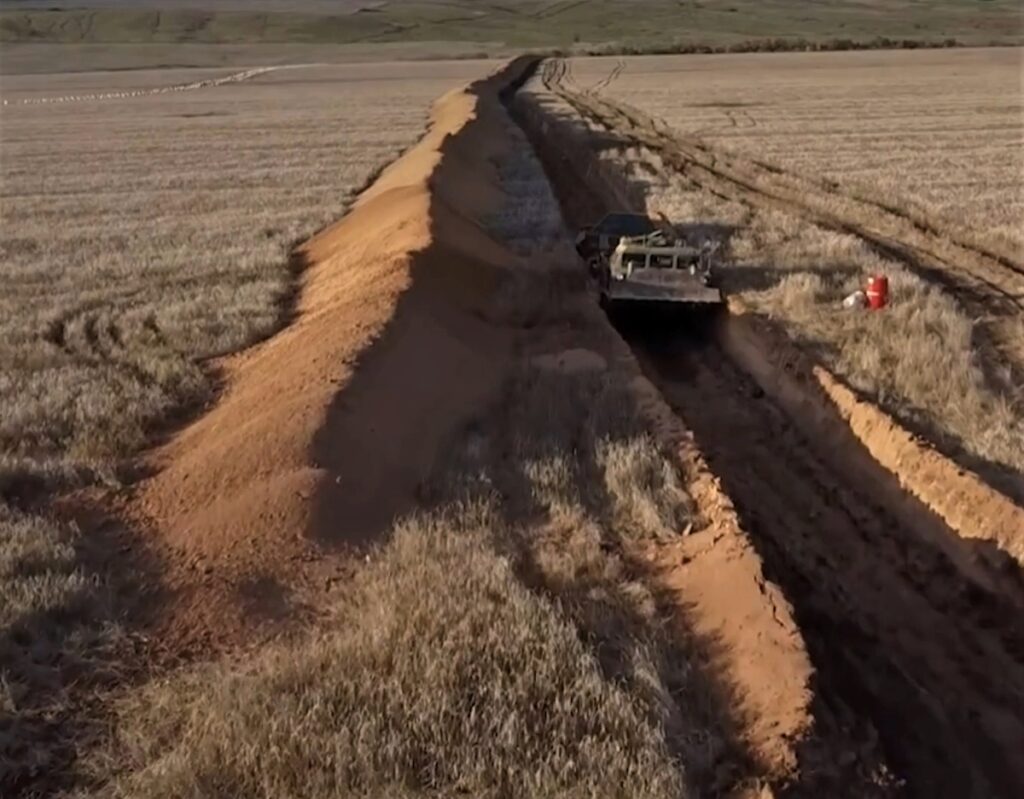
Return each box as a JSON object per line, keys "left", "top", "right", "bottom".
{"left": 512, "top": 59, "right": 1024, "bottom": 797}
{"left": 117, "top": 71, "right": 522, "bottom": 652}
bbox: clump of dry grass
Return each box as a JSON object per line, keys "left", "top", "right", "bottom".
{"left": 598, "top": 436, "right": 694, "bottom": 540}
{"left": 94, "top": 506, "right": 687, "bottom": 799}
{"left": 0, "top": 505, "right": 130, "bottom": 793}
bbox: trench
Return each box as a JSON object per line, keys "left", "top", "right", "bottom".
{"left": 504, "top": 60, "right": 1024, "bottom": 798}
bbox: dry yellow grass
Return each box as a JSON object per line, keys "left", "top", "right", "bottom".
{"left": 570, "top": 48, "right": 1024, "bottom": 255}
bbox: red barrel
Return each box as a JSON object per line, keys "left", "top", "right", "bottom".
{"left": 866, "top": 274, "right": 889, "bottom": 310}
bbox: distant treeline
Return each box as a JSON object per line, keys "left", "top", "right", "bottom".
{"left": 571, "top": 36, "right": 996, "bottom": 57}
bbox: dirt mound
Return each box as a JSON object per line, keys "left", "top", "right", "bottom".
{"left": 612, "top": 359, "right": 816, "bottom": 782}
{"left": 815, "top": 366, "right": 1024, "bottom": 565}
{"left": 128, "top": 62, "right": 530, "bottom": 649}
{"left": 719, "top": 299, "right": 1024, "bottom": 585}
{"left": 120, "top": 55, "right": 828, "bottom": 791}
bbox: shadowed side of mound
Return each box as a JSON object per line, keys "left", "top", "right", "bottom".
{"left": 129, "top": 60, "right": 534, "bottom": 648}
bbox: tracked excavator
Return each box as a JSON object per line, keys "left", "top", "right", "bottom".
{"left": 575, "top": 213, "right": 722, "bottom": 306}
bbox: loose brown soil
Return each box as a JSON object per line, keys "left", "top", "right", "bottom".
{"left": 717, "top": 302, "right": 1024, "bottom": 582}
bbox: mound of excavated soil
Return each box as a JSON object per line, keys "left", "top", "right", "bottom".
{"left": 119, "top": 56, "right": 824, "bottom": 790}
{"left": 127, "top": 64, "right": 529, "bottom": 649}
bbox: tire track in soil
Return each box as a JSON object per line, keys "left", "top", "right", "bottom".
{"left": 517, "top": 58, "right": 1024, "bottom": 798}
{"left": 42, "top": 290, "right": 192, "bottom": 404}
{"left": 589, "top": 58, "right": 624, "bottom": 93}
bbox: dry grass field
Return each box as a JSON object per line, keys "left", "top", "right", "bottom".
{"left": 532, "top": 49, "right": 1024, "bottom": 497}
{"left": 0, "top": 61, "right": 491, "bottom": 475}
{"left": 0, "top": 60, "right": 495, "bottom": 792}
{"left": 573, "top": 48, "right": 1024, "bottom": 254}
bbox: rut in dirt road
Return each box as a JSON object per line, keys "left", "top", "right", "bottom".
{"left": 542, "top": 59, "right": 1024, "bottom": 393}
{"left": 510, "top": 59, "right": 1024, "bottom": 798}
